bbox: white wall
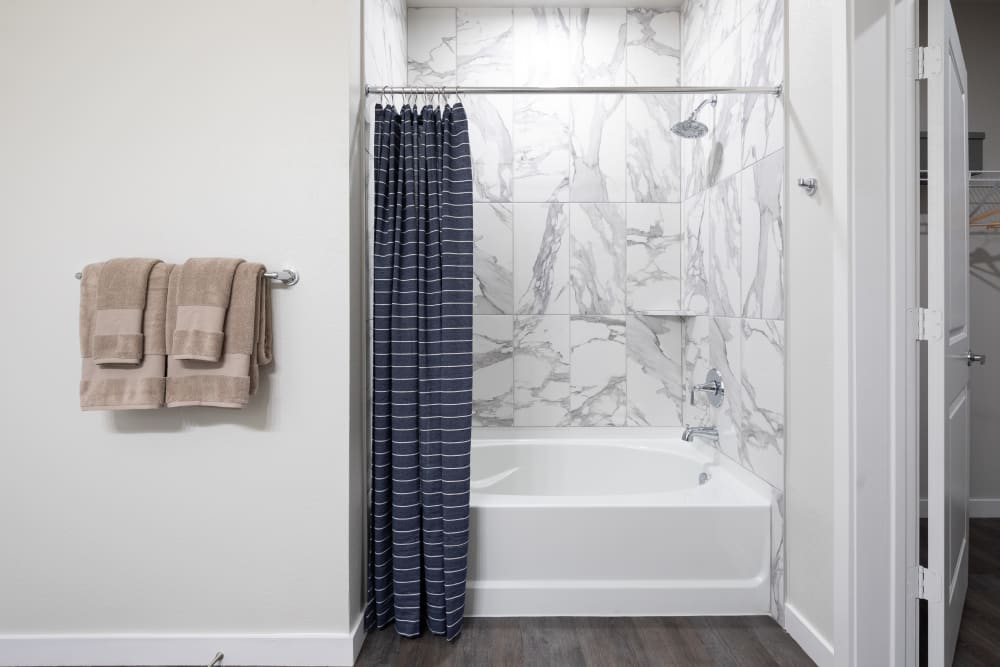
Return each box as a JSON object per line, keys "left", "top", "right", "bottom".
{"left": 785, "top": 0, "right": 840, "bottom": 652}
{"left": 0, "top": 1, "right": 366, "bottom": 664}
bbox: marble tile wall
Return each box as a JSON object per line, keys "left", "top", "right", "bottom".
{"left": 365, "top": 0, "right": 407, "bottom": 90}
{"left": 407, "top": 7, "right": 686, "bottom": 429}
{"left": 393, "top": 0, "right": 786, "bottom": 624}
{"left": 681, "top": 0, "right": 785, "bottom": 624}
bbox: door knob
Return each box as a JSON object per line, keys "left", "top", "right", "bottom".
{"left": 967, "top": 352, "right": 987, "bottom": 366}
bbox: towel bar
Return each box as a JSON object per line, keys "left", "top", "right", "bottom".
{"left": 75, "top": 268, "right": 299, "bottom": 286}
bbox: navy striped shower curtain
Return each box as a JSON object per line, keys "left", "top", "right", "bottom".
{"left": 365, "top": 103, "right": 474, "bottom": 640}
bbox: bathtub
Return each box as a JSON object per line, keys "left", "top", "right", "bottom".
{"left": 466, "top": 428, "right": 772, "bottom": 617}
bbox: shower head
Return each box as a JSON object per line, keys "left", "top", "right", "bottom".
{"left": 670, "top": 118, "right": 710, "bottom": 139}
{"left": 670, "top": 95, "right": 718, "bottom": 139}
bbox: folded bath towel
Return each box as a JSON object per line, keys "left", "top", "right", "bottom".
{"left": 170, "top": 257, "right": 244, "bottom": 362}
{"left": 80, "top": 262, "right": 174, "bottom": 410}
{"left": 166, "top": 262, "right": 272, "bottom": 408}
{"left": 92, "top": 257, "right": 161, "bottom": 365}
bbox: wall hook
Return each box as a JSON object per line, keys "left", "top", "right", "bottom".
{"left": 797, "top": 177, "right": 818, "bottom": 196}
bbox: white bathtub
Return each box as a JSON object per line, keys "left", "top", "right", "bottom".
{"left": 466, "top": 428, "right": 772, "bottom": 617}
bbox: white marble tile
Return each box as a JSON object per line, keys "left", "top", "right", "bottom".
{"left": 707, "top": 0, "right": 742, "bottom": 56}
{"left": 626, "top": 9, "right": 680, "bottom": 86}
{"left": 465, "top": 95, "right": 514, "bottom": 202}
{"left": 626, "top": 203, "right": 682, "bottom": 312}
{"left": 681, "top": 0, "right": 711, "bottom": 81}
{"left": 513, "top": 95, "right": 570, "bottom": 202}
{"left": 626, "top": 314, "right": 684, "bottom": 426}
{"left": 570, "top": 316, "right": 627, "bottom": 426}
{"left": 741, "top": 318, "right": 785, "bottom": 490}
{"left": 457, "top": 8, "right": 513, "bottom": 86}
{"left": 741, "top": 150, "right": 784, "bottom": 319}
{"left": 473, "top": 315, "right": 515, "bottom": 427}
{"left": 682, "top": 190, "right": 711, "bottom": 314}
{"left": 407, "top": 8, "right": 457, "bottom": 87}
{"left": 570, "top": 203, "right": 626, "bottom": 315}
{"left": 706, "top": 176, "right": 741, "bottom": 318}
{"left": 710, "top": 317, "right": 742, "bottom": 463}
{"left": 741, "top": 0, "right": 785, "bottom": 166}
{"left": 473, "top": 203, "right": 514, "bottom": 315}
{"left": 570, "top": 94, "right": 626, "bottom": 202}
{"left": 627, "top": 94, "right": 682, "bottom": 203}
{"left": 682, "top": 315, "right": 712, "bottom": 427}
{"left": 711, "top": 21, "right": 742, "bottom": 87}
{"left": 513, "top": 8, "right": 572, "bottom": 86}
{"left": 711, "top": 31, "right": 743, "bottom": 184}
{"left": 770, "top": 488, "right": 786, "bottom": 624}
{"left": 514, "top": 314, "right": 571, "bottom": 426}
{"left": 365, "top": 0, "right": 407, "bottom": 88}
{"left": 570, "top": 8, "right": 627, "bottom": 86}
{"left": 513, "top": 202, "right": 570, "bottom": 315}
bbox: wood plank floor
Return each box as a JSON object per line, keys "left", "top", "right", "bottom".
{"left": 920, "top": 518, "right": 1000, "bottom": 666}
{"left": 356, "top": 615, "right": 816, "bottom": 666}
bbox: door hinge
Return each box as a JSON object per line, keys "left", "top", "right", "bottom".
{"left": 915, "top": 565, "right": 943, "bottom": 602}
{"left": 914, "top": 307, "right": 942, "bottom": 341}
{"left": 915, "top": 45, "right": 942, "bottom": 80}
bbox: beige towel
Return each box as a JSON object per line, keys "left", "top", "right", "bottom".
{"left": 92, "top": 257, "right": 161, "bottom": 365}
{"left": 80, "top": 262, "right": 174, "bottom": 410}
{"left": 170, "top": 257, "right": 243, "bottom": 362}
{"left": 166, "top": 262, "right": 272, "bottom": 408}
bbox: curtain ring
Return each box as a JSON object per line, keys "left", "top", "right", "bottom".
{"left": 454, "top": 86, "right": 462, "bottom": 105}
{"left": 380, "top": 85, "right": 387, "bottom": 107}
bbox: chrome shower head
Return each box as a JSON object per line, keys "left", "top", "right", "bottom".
{"left": 670, "top": 95, "right": 718, "bottom": 139}
{"left": 670, "top": 118, "right": 710, "bottom": 139}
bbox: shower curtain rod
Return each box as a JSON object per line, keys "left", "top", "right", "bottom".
{"left": 365, "top": 84, "right": 783, "bottom": 97}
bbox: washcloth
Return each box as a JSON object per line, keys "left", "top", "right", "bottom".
{"left": 80, "top": 262, "right": 174, "bottom": 410}
{"left": 92, "top": 257, "right": 161, "bottom": 364}
{"left": 170, "top": 257, "right": 244, "bottom": 362}
{"left": 166, "top": 262, "right": 272, "bottom": 408}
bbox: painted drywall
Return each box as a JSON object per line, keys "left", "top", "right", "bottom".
{"left": 0, "top": 0, "right": 366, "bottom": 656}
{"left": 785, "top": 0, "right": 837, "bottom": 648}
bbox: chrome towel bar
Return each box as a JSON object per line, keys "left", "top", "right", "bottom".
{"left": 75, "top": 267, "right": 299, "bottom": 286}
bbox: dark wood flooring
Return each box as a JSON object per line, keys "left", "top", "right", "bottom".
{"left": 356, "top": 615, "right": 816, "bottom": 666}
{"left": 920, "top": 518, "right": 1000, "bottom": 666}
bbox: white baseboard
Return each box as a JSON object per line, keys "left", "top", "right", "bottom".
{"left": 784, "top": 603, "right": 834, "bottom": 667}
{"left": 0, "top": 615, "right": 366, "bottom": 667}
{"left": 919, "top": 497, "right": 1000, "bottom": 518}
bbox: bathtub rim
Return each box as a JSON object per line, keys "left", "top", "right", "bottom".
{"left": 470, "top": 427, "right": 774, "bottom": 508}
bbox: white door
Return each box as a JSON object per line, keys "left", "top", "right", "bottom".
{"left": 925, "top": 0, "right": 970, "bottom": 664}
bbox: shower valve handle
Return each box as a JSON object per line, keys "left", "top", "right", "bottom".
{"left": 690, "top": 369, "right": 726, "bottom": 408}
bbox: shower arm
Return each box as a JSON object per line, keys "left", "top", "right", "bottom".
{"left": 687, "top": 96, "right": 718, "bottom": 120}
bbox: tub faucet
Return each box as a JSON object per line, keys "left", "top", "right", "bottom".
{"left": 682, "top": 425, "right": 719, "bottom": 443}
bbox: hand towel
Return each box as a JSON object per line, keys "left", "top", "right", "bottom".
{"left": 170, "top": 257, "right": 244, "bottom": 362}
{"left": 80, "top": 262, "right": 174, "bottom": 410}
{"left": 92, "top": 257, "right": 161, "bottom": 364}
{"left": 166, "top": 262, "right": 273, "bottom": 408}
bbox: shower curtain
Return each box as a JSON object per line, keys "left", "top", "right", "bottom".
{"left": 365, "top": 103, "right": 474, "bottom": 640}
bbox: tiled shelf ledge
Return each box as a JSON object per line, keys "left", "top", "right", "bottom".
{"left": 634, "top": 310, "right": 704, "bottom": 317}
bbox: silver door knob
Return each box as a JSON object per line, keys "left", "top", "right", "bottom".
{"left": 968, "top": 352, "right": 987, "bottom": 366}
